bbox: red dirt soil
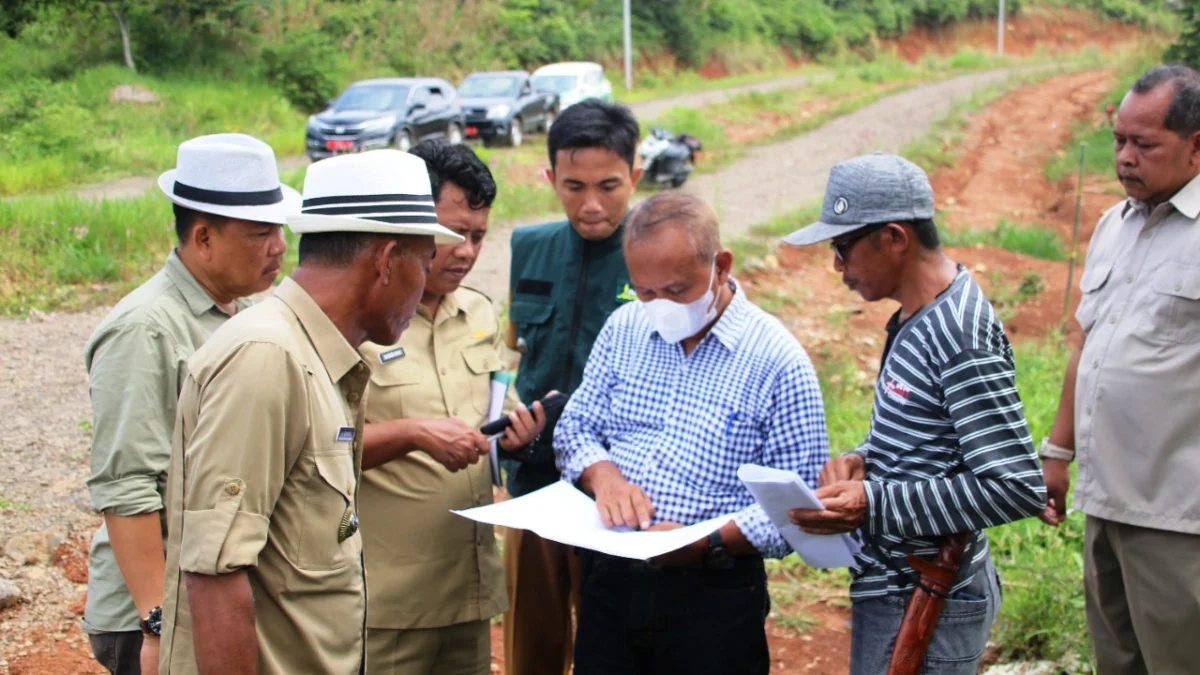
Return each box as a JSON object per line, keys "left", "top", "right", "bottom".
{"left": 883, "top": 7, "right": 1153, "bottom": 62}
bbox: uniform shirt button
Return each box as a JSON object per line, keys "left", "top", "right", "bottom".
{"left": 440, "top": 367, "right": 448, "bottom": 376}
{"left": 1125, "top": 275, "right": 1134, "bottom": 284}
{"left": 1109, "top": 315, "right": 1117, "bottom": 324}
{"left": 1093, "top": 360, "right": 1100, "bottom": 369}
{"left": 225, "top": 481, "right": 241, "bottom": 496}
{"left": 347, "top": 392, "right": 361, "bottom": 403}
{"left": 1086, "top": 406, "right": 1094, "bottom": 415}
{"left": 355, "top": 363, "right": 365, "bottom": 373}
{"left": 516, "top": 337, "right": 528, "bottom": 353}
{"left": 1175, "top": 282, "right": 1183, "bottom": 292}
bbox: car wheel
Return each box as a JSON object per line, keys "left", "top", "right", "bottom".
{"left": 507, "top": 119, "right": 523, "bottom": 147}
{"left": 446, "top": 123, "right": 464, "bottom": 145}
{"left": 542, "top": 109, "right": 556, "bottom": 133}
{"left": 394, "top": 129, "right": 413, "bottom": 152}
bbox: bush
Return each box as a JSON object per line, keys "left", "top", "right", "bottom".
{"left": 261, "top": 28, "right": 345, "bottom": 113}
{"left": 1164, "top": 0, "right": 1200, "bottom": 67}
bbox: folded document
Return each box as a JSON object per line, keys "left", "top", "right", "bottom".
{"left": 453, "top": 481, "right": 733, "bottom": 561}
{"left": 737, "top": 464, "right": 860, "bottom": 568}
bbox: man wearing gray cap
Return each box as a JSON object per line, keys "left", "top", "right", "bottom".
{"left": 783, "top": 153, "right": 1045, "bottom": 674}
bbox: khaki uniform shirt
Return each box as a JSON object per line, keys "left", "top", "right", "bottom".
{"left": 359, "top": 287, "right": 521, "bottom": 630}
{"left": 160, "top": 278, "right": 370, "bottom": 675}
{"left": 82, "top": 250, "right": 246, "bottom": 634}
{"left": 1074, "top": 173, "right": 1200, "bottom": 535}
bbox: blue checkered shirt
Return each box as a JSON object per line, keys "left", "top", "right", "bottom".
{"left": 554, "top": 280, "right": 830, "bottom": 558}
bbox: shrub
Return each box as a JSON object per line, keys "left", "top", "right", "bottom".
{"left": 261, "top": 27, "right": 345, "bottom": 113}
{"left": 1165, "top": 0, "right": 1200, "bottom": 67}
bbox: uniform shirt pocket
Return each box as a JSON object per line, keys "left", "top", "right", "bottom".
{"left": 298, "top": 449, "right": 357, "bottom": 571}
{"left": 462, "top": 344, "right": 503, "bottom": 416}
{"left": 1145, "top": 261, "right": 1200, "bottom": 345}
{"left": 1075, "top": 262, "right": 1112, "bottom": 334}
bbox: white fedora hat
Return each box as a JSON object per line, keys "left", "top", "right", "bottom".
{"left": 157, "top": 133, "right": 300, "bottom": 225}
{"left": 288, "top": 150, "right": 463, "bottom": 244}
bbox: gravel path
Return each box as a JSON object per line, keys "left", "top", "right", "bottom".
{"left": 0, "top": 65, "right": 1047, "bottom": 660}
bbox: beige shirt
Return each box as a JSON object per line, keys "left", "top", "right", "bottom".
{"left": 82, "top": 251, "right": 246, "bottom": 633}
{"left": 160, "top": 278, "right": 370, "bottom": 675}
{"left": 1074, "top": 173, "right": 1200, "bottom": 535}
{"left": 358, "top": 286, "right": 520, "bottom": 630}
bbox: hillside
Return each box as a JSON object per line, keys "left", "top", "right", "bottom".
{"left": 0, "top": 0, "right": 1176, "bottom": 196}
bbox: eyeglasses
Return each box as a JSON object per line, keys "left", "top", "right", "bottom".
{"left": 830, "top": 224, "right": 889, "bottom": 264}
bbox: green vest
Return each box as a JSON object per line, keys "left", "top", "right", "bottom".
{"left": 505, "top": 218, "right": 634, "bottom": 496}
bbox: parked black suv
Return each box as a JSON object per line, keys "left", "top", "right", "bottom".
{"left": 458, "top": 71, "right": 557, "bottom": 147}
{"left": 305, "top": 77, "right": 466, "bottom": 161}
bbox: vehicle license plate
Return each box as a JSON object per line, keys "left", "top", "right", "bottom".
{"left": 465, "top": 126, "right": 478, "bottom": 137}
{"left": 326, "top": 140, "right": 354, "bottom": 151}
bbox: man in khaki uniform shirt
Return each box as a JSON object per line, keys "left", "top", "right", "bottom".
{"left": 359, "top": 140, "right": 547, "bottom": 675}
{"left": 84, "top": 134, "right": 298, "bottom": 675}
{"left": 1041, "top": 65, "right": 1200, "bottom": 674}
{"left": 159, "top": 150, "right": 463, "bottom": 675}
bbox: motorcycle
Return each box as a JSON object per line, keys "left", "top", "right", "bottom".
{"left": 637, "top": 127, "right": 702, "bottom": 188}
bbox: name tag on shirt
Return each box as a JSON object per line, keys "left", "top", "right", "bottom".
{"left": 379, "top": 347, "right": 406, "bottom": 363}
{"left": 336, "top": 427, "right": 356, "bottom": 443}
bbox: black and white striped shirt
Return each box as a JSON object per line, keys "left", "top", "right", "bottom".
{"left": 851, "top": 266, "right": 1046, "bottom": 599}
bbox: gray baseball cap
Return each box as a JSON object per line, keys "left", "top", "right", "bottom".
{"left": 782, "top": 152, "right": 935, "bottom": 247}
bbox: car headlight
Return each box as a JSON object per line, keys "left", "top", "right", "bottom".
{"left": 487, "top": 105, "right": 511, "bottom": 119}
{"left": 361, "top": 116, "right": 397, "bottom": 131}
{"left": 306, "top": 116, "right": 319, "bottom": 131}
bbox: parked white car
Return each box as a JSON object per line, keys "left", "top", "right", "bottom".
{"left": 532, "top": 62, "right": 613, "bottom": 113}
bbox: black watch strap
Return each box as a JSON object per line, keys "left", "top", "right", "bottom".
{"left": 140, "top": 606, "right": 163, "bottom": 637}
{"left": 704, "top": 531, "right": 734, "bottom": 570}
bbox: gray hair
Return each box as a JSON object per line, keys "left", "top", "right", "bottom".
{"left": 1131, "top": 64, "right": 1200, "bottom": 137}
{"left": 624, "top": 191, "right": 721, "bottom": 262}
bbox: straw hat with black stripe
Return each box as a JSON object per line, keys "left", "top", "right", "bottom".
{"left": 288, "top": 150, "right": 463, "bottom": 244}
{"left": 158, "top": 133, "right": 301, "bottom": 224}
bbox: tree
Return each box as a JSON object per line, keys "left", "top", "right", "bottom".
{"left": 1165, "top": 0, "right": 1200, "bottom": 68}
{"left": 101, "top": 1, "right": 136, "bottom": 72}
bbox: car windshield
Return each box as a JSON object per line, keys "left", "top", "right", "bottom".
{"left": 333, "top": 85, "right": 410, "bottom": 112}
{"left": 459, "top": 76, "right": 519, "bottom": 98}
{"left": 533, "top": 75, "right": 578, "bottom": 94}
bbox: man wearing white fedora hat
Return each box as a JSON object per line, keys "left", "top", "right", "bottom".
{"left": 83, "top": 132, "right": 298, "bottom": 675}
{"left": 157, "top": 149, "right": 463, "bottom": 675}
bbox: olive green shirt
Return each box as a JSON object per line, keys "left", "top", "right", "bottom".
{"left": 82, "top": 250, "right": 246, "bottom": 634}
{"left": 359, "top": 286, "right": 521, "bottom": 630}
{"left": 1074, "top": 173, "right": 1200, "bottom": 535}
{"left": 160, "top": 278, "right": 370, "bottom": 675}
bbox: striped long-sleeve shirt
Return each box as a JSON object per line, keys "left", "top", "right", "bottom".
{"left": 851, "top": 265, "right": 1046, "bottom": 599}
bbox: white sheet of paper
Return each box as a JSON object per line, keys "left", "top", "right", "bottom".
{"left": 737, "top": 464, "right": 860, "bottom": 569}
{"left": 453, "top": 481, "right": 734, "bottom": 560}
{"left": 487, "top": 378, "right": 508, "bottom": 487}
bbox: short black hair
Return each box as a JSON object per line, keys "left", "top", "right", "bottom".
{"left": 173, "top": 203, "right": 228, "bottom": 244}
{"left": 1131, "top": 64, "right": 1200, "bottom": 137}
{"left": 298, "top": 232, "right": 415, "bottom": 268}
{"left": 863, "top": 218, "right": 940, "bottom": 250}
{"left": 547, "top": 99, "right": 640, "bottom": 170}
{"left": 408, "top": 139, "right": 497, "bottom": 210}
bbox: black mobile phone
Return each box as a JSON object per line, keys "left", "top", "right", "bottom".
{"left": 480, "top": 392, "right": 569, "bottom": 436}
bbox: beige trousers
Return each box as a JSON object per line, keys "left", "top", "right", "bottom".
{"left": 1085, "top": 516, "right": 1200, "bottom": 675}
{"left": 502, "top": 528, "right": 581, "bottom": 675}
{"left": 366, "top": 620, "right": 491, "bottom": 675}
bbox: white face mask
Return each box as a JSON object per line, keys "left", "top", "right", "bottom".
{"left": 641, "top": 259, "right": 719, "bottom": 344}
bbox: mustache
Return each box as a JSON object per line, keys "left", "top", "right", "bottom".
{"left": 1118, "top": 173, "right": 1145, "bottom": 184}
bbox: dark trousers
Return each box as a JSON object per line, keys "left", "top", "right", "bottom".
{"left": 88, "top": 630, "right": 142, "bottom": 675}
{"left": 573, "top": 551, "right": 770, "bottom": 675}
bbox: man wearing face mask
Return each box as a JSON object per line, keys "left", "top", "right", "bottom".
{"left": 501, "top": 99, "right": 642, "bottom": 675}
{"left": 554, "top": 191, "right": 830, "bottom": 675}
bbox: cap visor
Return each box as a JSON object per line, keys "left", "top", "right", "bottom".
{"left": 286, "top": 214, "right": 464, "bottom": 244}
{"left": 781, "top": 221, "right": 867, "bottom": 247}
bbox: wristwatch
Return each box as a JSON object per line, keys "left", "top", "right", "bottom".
{"left": 702, "top": 531, "right": 734, "bottom": 570}
{"left": 140, "top": 606, "right": 163, "bottom": 637}
{"left": 1038, "top": 438, "right": 1075, "bottom": 462}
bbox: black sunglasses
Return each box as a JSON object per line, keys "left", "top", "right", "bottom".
{"left": 830, "top": 223, "right": 890, "bottom": 263}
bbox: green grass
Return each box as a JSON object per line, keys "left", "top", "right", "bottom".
{"left": 942, "top": 218, "right": 1069, "bottom": 261}
{"left": 0, "top": 65, "right": 306, "bottom": 196}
